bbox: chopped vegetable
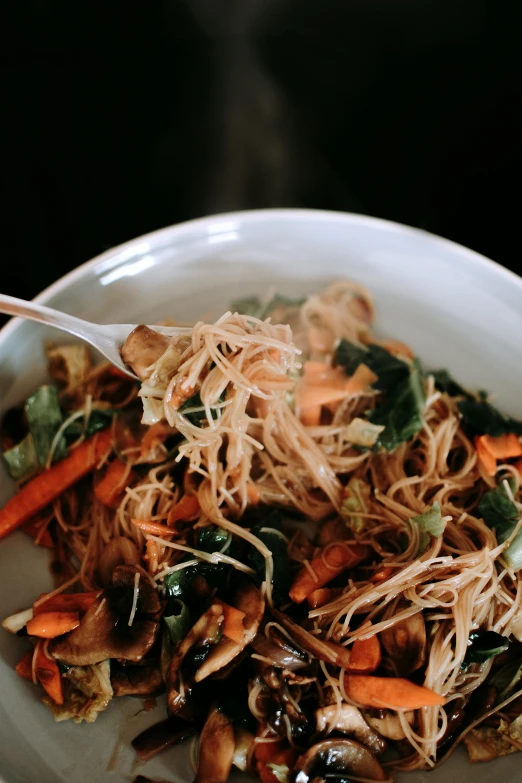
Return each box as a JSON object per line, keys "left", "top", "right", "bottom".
{"left": 370, "top": 566, "right": 395, "bottom": 583}
{"left": 232, "top": 293, "right": 305, "bottom": 321}
{"left": 458, "top": 398, "right": 522, "bottom": 437}
{"left": 0, "top": 428, "right": 113, "bottom": 540}
{"left": 248, "top": 512, "right": 290, "bottom": 606}
{"left": 95, "top": 459, "right": 134, "bottom": 508}
{"left": 307, "top": 587, "right": 334, "bottom": 609}
{"left": 463, "top": 715, "right": 522, "bottom": 763}
{"left": 478, "top": 485, "right": 522, "bottom": 571}
{"left": 35, "top": 642, "right": 64, "bottom": 704}
{"left": 25, "top": 385, "right": 67, "bottom": 465}
{"left": 178, "top": 390, "right": 226, "bottom": 427}
{"left": 289, "top": 542, "right": 368, "bottom": 604}
{"left": 198, "top": 525, "right": 231, "bottom": 554}
{"left": 344, "top": 418, "right": 384, "bottom": 449}
{"left": 344, "top": 675, "right": 445, "bottom": 710}
{"left": 220, "top": 602, "right": 246, "bottom": 644}
{"left": 340, "top": 477, "right": 371, "bottom": 533}
{"left": 335, "top": 340, "right": 410, "bottom": 393}
{"left": 46, "top": 343, "right": 92, "bottom": 393}
{"left": 463, "top": 630, "right": 510, "bottom": 666}
{"left": 368, "top": 362, "right": 425, "bottom": 452}
{"left": 33, "top": 591, "right": 101, "bottom": 616}
{"left": 431, "top": 369, "right": 470, "bottom": 398}
{"left": 410, "top": 502, "right": 447, "bottom": 554}
{"left": 475, "top": 436, "right": 497, "bottom": 477}
{"left": 2, "top": 434, "right": 39, "bottom": 481}
{"left": 348, "top": 631, "right": 382, "bottom": 673}
{"left": 167, "top": 494, "right": 200, "bottom": 526}
{"left": 26, "top": 611, "right": 80, "bottom": 638}
{"left": 479, "top": 434, "right": 522, "bottom": 459}
{"left": 163, "top": 600, "right": 192, "bottom": 645}
{"left": 15, "top": 650, "right": 34, "bottom": 681}
{"left": 21, "top": 515, "right": 54, "bottom": 548}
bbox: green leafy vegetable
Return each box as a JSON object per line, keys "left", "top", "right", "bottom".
{"left": 232, "top": 294, "right": 305, "bottom": 321}
{"left": 490, "top": 659, "right": 522, "bottom": 702}
{"left": 458, "top": 399, "right": 522, "bottom": 437}
{"left": 25, "top": 385, "right": 67, "bottom": 465}
{"left": 65, "top": 409, "right": 114, "bottom": 441}
{"left": 369, "top": 363, "right": 426, "bottom": 452}
{"left": 197, "top": 525, "right": 231, "bottom": 554}
{"left": 344, "top": 418, "right": 384, "bottom": 449}
{"left": 464, "top": 630, "right": 509, "bottom": 666}
{"left": 163, "top": 599, "right": 192, "bottom": 645}
{"left": 431, "top": 369, "right": 470, "bottom": 398}
{"left": 478, "top": 485, "right": 522, "bottom": 571}
{"left": 410, "top": 501, "right": 447, "bottom": 554}
{"left": 164, "top": 558, "right": 231, "bottom": 603}
{"left": 336, "top": 340, "right": 410, "bottom": 393}
{"left": 340, "top": 477, "right": 371, "bottom": 533}
{"left": 178, "top": 391, "right": 226, "bottom": 427}
{"left": 248, "top": 511, "right": 290, "bottom": 607}
{"left": 2, "top": 434, "right": 39, "bottom": 481}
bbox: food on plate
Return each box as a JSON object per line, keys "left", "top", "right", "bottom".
{"left": 2, "top": 280, "right": 522, "bottom": 781}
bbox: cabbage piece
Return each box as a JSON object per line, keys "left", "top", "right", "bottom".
{"left": 43, "top": 660, "right": 112, "bottom": 724}
{"left": 410, "top": 502, "right": 447, "bottom": 554}
{"left": 344, "top": 418, "right": 384, "bottom": 448}
{"left": 464, "top": 715, "right": 522, "bottom": 763}
{"left": 340, "top": 477, "right": 371, "bottom": 533}
{"left": 2, "top": 434, "right": 38, "bottom": 480}
{"left": 46, "top": 343, "right": 92, "bottom": 393}
{"left": 25, "top": 385, "right": 67, "bottom": 465}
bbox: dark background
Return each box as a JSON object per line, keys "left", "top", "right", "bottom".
{"left": 2, "top": 0, "right": 521, "bottom": 308}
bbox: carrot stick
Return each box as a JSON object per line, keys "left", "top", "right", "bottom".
{"left": 289, "top": 542, "right": 369, "bottom": 604}
{"left": 167, "top": 494, "right": 200, "bottom": 526}
{"left": 26, "top": 611, "right": 80, "bottom": 639}
{"left": 246, "top": 482, "right": 261, "bottom": 506}
{"left": 307, "top": 587, "right": 334, "bottom": 609}
{"left": 300, "top": 405, "right": 322, "bottom": 427}
{"left": 370, "top": 566, "right": 396, "bottom": 583}
{"left": 15, "top": 650, "right": 34, "bottom": 681}
{"left": 33, "top": 591, "right": 101, "bottom": 616}
{"left": 475, "top": 436, "right": 497, "bottom": 477}
{"left": 479, "top": 433, "right": 522, "bottom": 460}
{"left": 35, "top": 642, "right": 63, "bottom": 704}
{"left": 95, "top": 458, "right": 134, "bottom": 508}
{"left": 140, "top": 421, "right": 174, "bottom": 457}
{"left": 0, "top": 429, "right": 113, "bottom": 540}
{"left": 344, "top": 675, "right": 445, "bottom": 710}
{"left": 220, "top": 602, "right": 246, "bottom": 644}
{"left": 348, "top": 631, "right": 382, "bottom": 673}
{"left": 345, "top": 363, "right": 378, "bottom": 395}
{"left": 132, "top": 518, "right": 175, "bottom": 537}
{"left": 146, "top": 538, "right": 159, "bottom": 574}
{"left": 21, "top": 516, "right": 54, "bottom": 548}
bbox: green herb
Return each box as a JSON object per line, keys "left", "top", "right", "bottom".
{"left": 431, "top": 369, "right": 470, "bottom": 398}
{"left": 25, "top": 385, "right": 67, "bottom": 465}
{"left": 163, "top": 599, "right": 192, "bottom": 645}
{"left": 478, "top": 485, "right": 522, "bottom": 571}
{"left": 197, "top": 526, "right": 231, "bottom": 554}
{"left": 335, "top": 340, "right": 410, "bottom": 393}
{"left": 178, "top": 391, "right": 226, "bottom": 427}
{"left": 463, "top": 630, "right": 509, "bottom": 666}
{"left": 248, "top": 510, "right": 290, "bottom": 607}
{"left": 2, "top": 434, "right": 39, "bottom": 481}
{"left": 458, "top": 399, "right": 522, "bottom": 437}
{"left": 410, "top": 501, "right": 447, "bottom": 554}
{"left": 369, "top": 363, "right": 426, "bottom": 452}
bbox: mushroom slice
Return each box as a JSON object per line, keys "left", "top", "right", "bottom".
{"left": 315, "top": 705, "right": 387, "bottom": 756}
{"left": 366, "top": 710, "right": 414, "bottom": 741}
{"left": 380, "top": 601, "right": 426, "bottom": 676}
{"left": 195, "top": 578, "right": 265, "bottom": 682}
{"left": 111, "top": 664, "right": 164, "bottom": 697}
{"left": 232, "top": 727, "right": 256, "bottom": 773}
{"left": 111, "top": 564, "right": 162, "bottom": 615}
{"left": 121, "top": 325, "right": 170, "bottom": 380}
{"left": 132, "top": 716, "right": 195, "bottom": 761}
{"left": 271, "top": 609, "right": 351, "bottom": 669}
{"left": 295, "top": 739, "right": 388, "bottom": 783}
{"left": 194, "top": 706, "right": 235, "bottom": 783}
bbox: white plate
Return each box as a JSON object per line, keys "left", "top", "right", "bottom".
{"left": 1, "top": 209, "right": 521, "bottom": 783}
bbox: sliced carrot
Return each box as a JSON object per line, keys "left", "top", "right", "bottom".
{"left": 140, "top": 421, "right": 175, "bottom": 457}
{"left": 345, "top": 363, "right": 378, "bottom": 396}
{"left": 479, "top": 433, "right": 522, "bottom": 460}
{"left": 370, "top": 566, "right": 396, "bottom": 583}
{"left": 220, "top": 602, "right": 246, "bottom": 644}
{"left": 348, "top": 631, "right": 382, "bottom": 673}
{"left": 344, "top": 675, "right": 445, "bottom": 710}
{"left": 289, "top": 542, "right": 369, "bottom": 604}
{"left": 300, "top": 405, "right": 322, "bottom": 427}
{"left": 95, "top": 459, "right": 134, "bottom": 508}
{"left": 247, "top": 482, "right": 261, "bottom": 506}
{"left": 0, "top": 429, "right": 113, "bottom": 540}
{"left": 303, "top": 361, "right": 329, "bottom": 378}
{"left": 146, "top": 538, "right": 159, "bottom": 574}
{"left": 307, "top": 587, "right": 334, "bottom": 609}
{"left": 26, "top": 611, "right": 80, "bottom": 639}
{"left": 167, "top": 494, "right": 200, "bottom": 526}
{"left": 15, "top": 650, "right": 34, "bottom": 681}
{"left": 35, "top": 642, "right": 63, "bottom": 705}
{"left": 132, "top": 518, "right": 175, "bottom": 537}
{"left": 21, "top": 516, "right": 54, "bottom": 548}
{"left": 33, "top": 591, "right": 101, "bottom": 616}
{"left": 475, "top": 436, "right": 497, "bottom": 477}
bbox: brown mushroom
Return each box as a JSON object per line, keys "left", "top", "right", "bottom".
{"left": 121, "top": 325, "right": 169, "bottom": 380}
{"left": 315, "top": 705, "right": 387, "bottom": 756}
{"left": 51, "top": 565, "right": 160, "bottom": 666}
{"left": 167, "top": 604, "right": 224, "bottom": 714}
{"left": 232, "top": 727, "right": 256, "bottom": 774}
{"left": 271, "top": 609, "right": 351, "bottom": 669}
{"left": 194, "top": 577, "right": 265, "bottom": 682}
{"left": 380, "top": 601, "right": 426, "bottom": 676}
{"left": 111, "top": 664, "right": 164, "bottom": 697}
{"left": 132, "top": 716, "right": 195, "bottom": 761}
{"left": 365, "top": 710, "right": 414, "bottom": 741}
{"left": 295, "top": 739, "right": 388, "bottom": 783}
{"left": 194, "top": 706, "right": 235, "bottom": 783}
{"left": 251, "top": 627, "right": 309, "bottom": 671}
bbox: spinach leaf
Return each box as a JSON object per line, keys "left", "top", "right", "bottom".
{"left": 197, "top": 526, "right": 231, "bottom": 554}
{"left": 163, "top": 599, "right": 192, "bottom": 645}
{"left": 478, "top": 485, "right": 522, "bottom": 571}
{"left": 369, "top": 363, "right": 426, "bottom": 452}
{"left": 431, "top": 369, "right": 470, "bottom": 398}
{"left": 458, "top": 399, "right": 522, "bottom": 437}
{"left": 410, "top": 501, "right": 447, "bottom": 554}
{"left": 178, "top": 391, "right": 226, "bottom": 427}
{"left": 335, "top": 340, "right": 410, "bottom": 393}
{"left": 24, "top": 385, "right": 66, "bottom": 465}
{"left": 164, "top": 558, "right": 231, "bottom": 603}
{"left": 463, "top": 630, "right": 509, "bottom": 666}
{"left": 248, "top": 510, "right": 290, "bottom": 607}
{"left": 2, "top": 434, "right": 39, "bottom": 481}
{"left": 65, "top": 409, "right": 114, "bottom": 441}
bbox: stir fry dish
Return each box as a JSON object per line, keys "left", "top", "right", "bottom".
{"left": 2, "top": 280, "right": 522, "bottom": 782}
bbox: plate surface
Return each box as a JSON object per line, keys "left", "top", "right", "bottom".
{"left": 1, "top": 209, "right": 521, "bottom": 783}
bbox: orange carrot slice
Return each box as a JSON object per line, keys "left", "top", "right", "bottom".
{"left": 167, "top": 494, "right": 200, "bottom": 526}
{"left": 26, "top": 611, "right": 80, "bottom": 639}
{"left": 348, "top": 631, "right": 382, "bottom": 673}
{"left": 480, "top": 433, "right": 522, "bottom": 460}
{"left": 344, "top": 675, "right": 445, "bottom": 710}
{"left": 289, "top": 543, "right": 369, "bottom": 604}
{"left": 475, "top": 436, "right": 497, "bottom": 477}
{"left": 33, "top": 591, "right": 101, "bottom": 616}
{"left": 35, "top": 642, "right": 63, "bottom": 704}
{"left": 15, "top": 651, "right": 34, "bottom": 681}
{"left": 95, "top": 459, "right": 134, "bottom": 508}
